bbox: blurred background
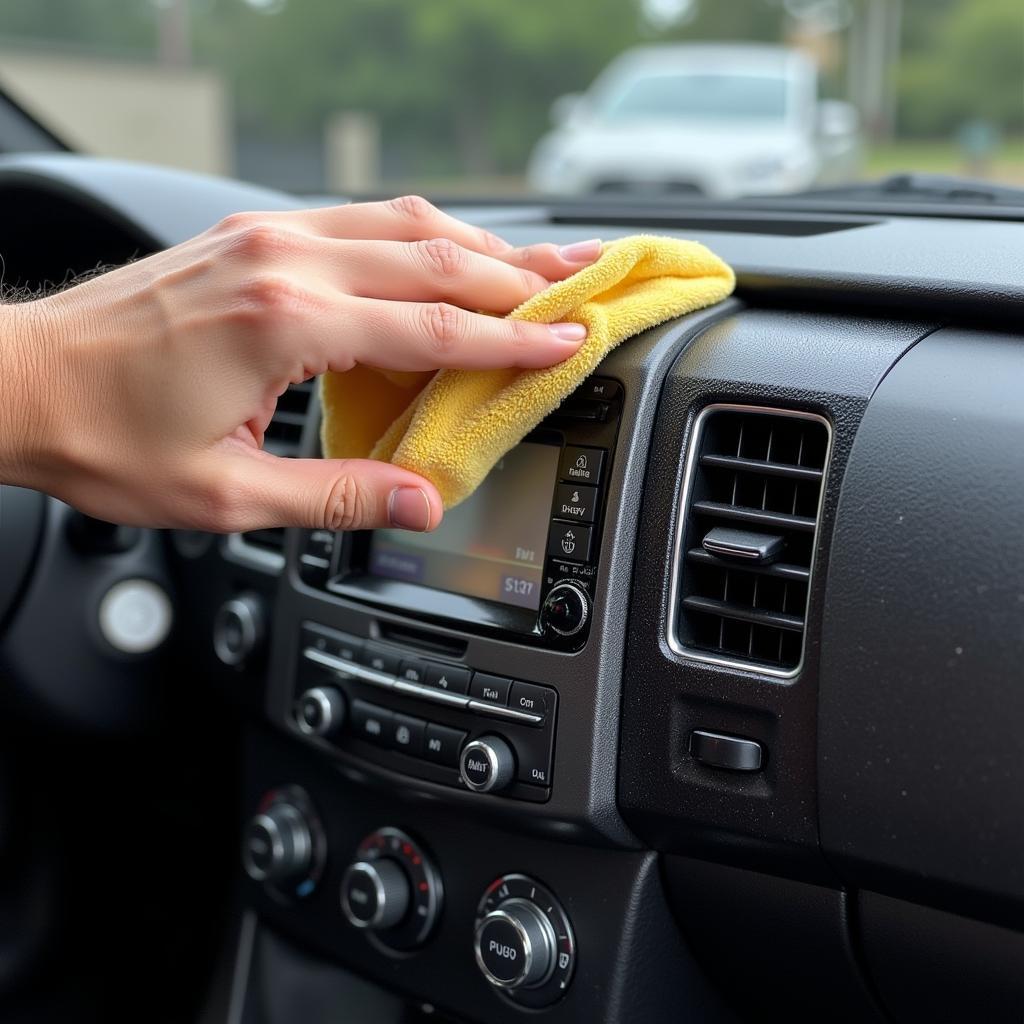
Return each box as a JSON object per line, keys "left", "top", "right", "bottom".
{"left": 0, "top": 0, "right": 1020, "bottom": 198}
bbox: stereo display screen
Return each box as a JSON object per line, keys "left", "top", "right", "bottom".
{"left": 367, "top": 442, "right": 559, "bottom": 611}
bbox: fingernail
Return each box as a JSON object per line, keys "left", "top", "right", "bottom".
{"left": 548, "top": 322, "right": 588, "bottom": 342}
{"left": 388, "top": 486, "right": 432, "bottom": 532}
{"left": 558, "top": 238, "right": 602, "bottom": 262}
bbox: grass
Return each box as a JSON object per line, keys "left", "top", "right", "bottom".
{"left": 863, "top": 137, "right": 1024, "bottom": 185}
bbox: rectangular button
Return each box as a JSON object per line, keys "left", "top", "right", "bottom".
{"left": 469, "top": 672, "right": 511, "bottom": 705}
{"left": 578, "top": 377, "right": 622, "bottom": 402}
{"left": 509, "top": 682, "right": 551, "bottom": 720}
{"left": 397, "top": 659, "right": 427, "bottom": 684}
{"left": 350, "top": 700, "right": 392, "bottom": 745}
{"left": 302, "top": 623, "right": 362, "bottom": 663}
{"left": 547, "top": 522, "right": 592, "bottom": 563}
{"left": 422, "top": 723, "right": 467, "bottom": 767}
{"left": 424, "top": 663, "right": 471, "bottom": 695}
{"left": 360, "top": 644, "right": 400, "bottom": 676}
{"left": 556, "top": 398, "right": 608, "bottom": 421}
{"left": 559, "top": 446, "right": 605, "bottom": 485}
{"left": 513, "top": 727, "right": 554, "bottom": 787}
{"left": 388, "top": 713, "right": 426, "bottom": 756}
{"left": 553, "top": 483, "right": 598, "bottom": 523}
{"left": 689, "top": 730, "right": 763, "bottom": 772}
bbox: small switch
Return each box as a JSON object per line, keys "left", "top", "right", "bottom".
{"left": 559, "top": 446, "right": 605, "bottom": 485}
{"left": 508, "top": 682, "right": 550, "bottom": 720}
{"left": 397, "top": 659, "right": 427, "bottom": 684}
{"left": 350, "top": 701, "right": 393, "bottom": 746}
{"left": 553, "top": 483, "right": 598, "bottom": 524}
{"left": 547, "top": 522, "right": 592, "bottom": 563}
{"left": 470, "top": 673, "right": 511, "bottom": 705}
{"left": 360, "top": 644, "right": 400, "bottom": 676}
{"left": 577, "top": 377, "right": 622, "bottom": 403}
{"left": 388, "top": 713, "right": 426, "bottom": 755}
{"left": 422, "top": 723, "right": 467, "bottom": 766}
{"left": 689, "top": 730, "right": 764, "bottom": 772}
{"left": 424, "top": 663, "right": 471, "bottom": 694}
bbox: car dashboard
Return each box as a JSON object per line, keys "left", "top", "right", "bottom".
{"left": 0, "top": 154, "right": 1022, "bottom": 1024}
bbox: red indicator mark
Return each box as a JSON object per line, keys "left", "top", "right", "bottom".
{"left": 402, "top": 843, "right": 412, "bottom": 856}
{"left": 418, "top": 881, "right": 429, "bottom": 892}
{"left": 412, "top": 855, "right": 421, "bottom": 865}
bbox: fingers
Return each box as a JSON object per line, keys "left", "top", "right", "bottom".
{"left": 332, "top": 237, "right": 550, "bottom": 313}
{"left": 496, "top": 238, "right": 604, "bottom": 283}
{"left": 214, "top": 449, "right": 444, "bottom": 532}
{"left": 343, "top": 297, "right": 588, "bottom": 371}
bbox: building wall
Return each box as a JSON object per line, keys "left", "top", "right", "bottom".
{"left": 0, "top": 51, "right": 231, "bottom": 175}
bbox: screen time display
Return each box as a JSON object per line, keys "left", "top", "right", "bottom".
{"left": 367, "top": 442, "right": 560, "bottom": 611}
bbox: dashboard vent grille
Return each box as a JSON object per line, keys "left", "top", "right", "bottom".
{"left": 672, "top": 406, "right": 830, "bottom": 675}
{"left": 240, "top": 379, "right": 315, "bottom": 561}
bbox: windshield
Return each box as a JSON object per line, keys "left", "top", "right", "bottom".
{"left": 602, "top": 74, "right": 790, "bottom": 123}
{"left": 0, "top": 0, "right": 1020, "bottom": 201}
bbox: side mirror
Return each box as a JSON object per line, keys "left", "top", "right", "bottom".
{"left": 817, "top": 99, "right": 859, "bottom": 139}
{"left": 550, "top": 93, "right": 584, "bottom": 128}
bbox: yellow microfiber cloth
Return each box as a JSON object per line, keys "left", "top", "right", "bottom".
{"left": 320, "top": 234, "right": 734, "bottom": 508}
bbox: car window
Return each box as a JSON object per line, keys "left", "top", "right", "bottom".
{"left": 602, "top": 74, "right": 791, "bottom": 122}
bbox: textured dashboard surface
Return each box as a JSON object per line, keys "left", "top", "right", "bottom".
{"left": 819, "top": 327, "right": 1024, "bottom": 925}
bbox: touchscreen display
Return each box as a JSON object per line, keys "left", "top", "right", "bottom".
{"left": 367, "top": 442, "right": 560, "bottom": 611}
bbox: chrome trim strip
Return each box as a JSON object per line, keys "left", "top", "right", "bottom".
{"left": 302, "top": 647, "right": 395, "bottom": 689}
{"left": 393, "top": 679, "right": 471, "bottom": 708}
{"left": 225, "top": 910, "right": 258, "bottom": 1024}
{"left": 666, "top": 403, "right": 833, "bottom": 680}
{"left": 467, "top": 699, "right": 543, "bottom": 725}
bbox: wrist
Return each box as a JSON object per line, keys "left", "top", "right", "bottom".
{"left": 0, "top": 298, "right": 64, "bottom": 490}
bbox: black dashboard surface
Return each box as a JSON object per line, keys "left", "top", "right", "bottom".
{"left": 0, "top": 154, "right": 1021, "bottom": 1024}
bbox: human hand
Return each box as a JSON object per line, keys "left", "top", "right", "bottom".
{"left": 1, "top": 196, "right": 600, "bottom": 532}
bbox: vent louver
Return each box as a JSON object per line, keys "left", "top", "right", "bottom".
{"left": 240, "top": 379, "right": 315, "bottom": 560}
{"left": 671, "top": 406, "right": 830, "bottom": 676}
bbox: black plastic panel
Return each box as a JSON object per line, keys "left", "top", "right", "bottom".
{"left": 819, "top": 327, "right": 1024, "bottom": 925}
{"left": 618, "top": 309, "right": 932, "bottom": 878}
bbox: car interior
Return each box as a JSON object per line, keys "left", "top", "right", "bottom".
{"left": 0, "top": 6, "right": 1022, "bottom": 1021}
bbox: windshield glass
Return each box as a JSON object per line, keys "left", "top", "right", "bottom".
{"left": 0, "top": 0, "right": 1020, "bottom": 201}
{"left": 602, "top": 74, "right": 790, "bottom": 123}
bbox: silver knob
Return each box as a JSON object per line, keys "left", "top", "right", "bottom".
{"left": 459, "top": 735, "right": 516, "bottom": 793}
{"left": 242, "top": 803, "right": 312, "bottom": 884}
{"left": 295, "top": 686, "right": 346, "bottom": 738}
{"left": 540, "top": 582, "right": 589, "bottom": 637}
{"left": 213, "top": 593, "right": 264, "bottom": 666}
{"left": 340, "top": 860, "right": 410, "bottom": 931}
{"left": 474, "top": 898, "right": 557, "bottom": 990}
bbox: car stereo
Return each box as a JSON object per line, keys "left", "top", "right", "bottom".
{"left": 297, "top": 376, "right": 625, "bottom": 653}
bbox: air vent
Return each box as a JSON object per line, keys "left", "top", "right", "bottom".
{"left": 235, "top": 379, "right": 315, "bottom": 569}
{"left": 670, "top": 405, "right": 830, "bottom": 676}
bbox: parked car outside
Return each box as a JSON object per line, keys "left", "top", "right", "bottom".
{"left": 527, "top": 42, "right": 860, "bottom": 198}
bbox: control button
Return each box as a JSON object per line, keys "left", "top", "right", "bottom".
{"left": 470, "top": 672, "right": 511, "bottom": 706}
{"left": 423, "top": 723, "right": 467, "bottom": 767}
{"left": 213, "top": 593, "right": 263, "bottom": 666}
{"left": 460, "top": 735, "right": 516, "bottom": 793}
{"left": 540, "top": 582, "right": 590, "bottom": 637}
{"left": 242, "top": 802, "right": 312, "bottom": 885}
{"left": 299, "top": 529, "right": 336, "bottom": 586}
{"left": 397, "top": 659, "right": 427, "bottom": 685}
{"left": 689, "top": 730, "right": 764, "bottom": 771}
{"left": 555, "top": 398, "right": 608, "bottom": 421}
{"left": 559, "top": 446, "right": 604, "bottom": 485}
{"left": 553, "top": 483, "right": 598, "bottom": 523}
{"left": 388, "top": 713, "right": 426, "bottom": 756}
{"left": 99, "top": 578, "right": 174, "bottom": 655}
{"left": 424, "top": 663, "right": 471, "bottom": 695}
{"left": 295, "top": 686, "right": 346, "bottom": 738}
{"left": 341, "top": 859, "right": 410, "bottom": 931}
{"left": 577, "top": 377, "right": 622, "bottom": 403}
{"left": 301, "top": 623, "right": 362, "bottom": 663}
{"left": 509, "top": 682, "right": 550, "bottom": 720}
{"left": 547, "top": 523, "right": 592, "bottom": 564}
{"left": 360, "top": 644, "right": 400, "bottom": 676}
{"left": 350, "top": 700, "right": 393, "bottom": 745}
{"left": 474, "top": 898, "right": 557, "bottom": 990}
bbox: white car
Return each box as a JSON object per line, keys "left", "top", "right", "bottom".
{"left": 527, "top": 43, "right": 860, "bottom": 199}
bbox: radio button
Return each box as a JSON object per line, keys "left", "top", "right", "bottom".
{"left": 388, "top": 713, "right": 425, "bottom": 756}
{"left": 578, "top": 377, "right": 622, "bottom": 402}
{"left": 302, "top": 623, "right": 362, "bottom": 663}
{"left": 360, "top": 644, "right": 400, "bottom": 676}
{"left": 547, "top": 523, "right": 592, "bottom": 563}
{"left": 559, "top": 446, "right": 604, "bottom": 485}
{"left": 397, "top": 659, "right": 427, "bottom": 685}
{"left": 509, "top": 682, "right": 550, "bottom": 720}
{"left": 423, "top": 723, "right": 468, "bottom": 766}
{"left": 553, "top": 483, "right": 598, "bottom": 523}
{"left": 470, "top": 673, "right": 511, "bottom": 706}
{"left": 424, "top": 663, "right": 471, "bottom": 695}
{"left": 350, "top": 700, "right": 393, "bottom": 746}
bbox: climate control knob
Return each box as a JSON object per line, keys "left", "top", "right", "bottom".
{"left": 475, "top": 898, "right": 557, "bottom": 990}
{"left": 540, "top": 582, "right": 589, "bottom": 637}
{"left": 341, "top": 859, "right": 409, "bottom": 931}
{"left": 295, "top": 686, "right": 346, "bottom": 738}
{"left": 242, "top": 802, "right": 312, "bottom": 885}
{"left": 459, "top": 735, "right": 516, "bottom": 793}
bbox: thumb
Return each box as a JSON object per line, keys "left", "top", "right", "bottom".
{"left": 225, "top": 451, "right": 443, "bottom": 532}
